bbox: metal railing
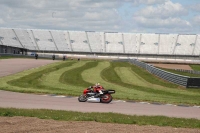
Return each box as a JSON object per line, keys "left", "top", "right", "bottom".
{"left": 174, "top": 69, "right": 200, "bottom": 75}
{"left": 128, "top": 59, "right": 189, "bottom": 87}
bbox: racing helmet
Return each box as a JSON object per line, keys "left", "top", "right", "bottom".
{"left": 96, "top": 83, "right": 100, "bottom": 86}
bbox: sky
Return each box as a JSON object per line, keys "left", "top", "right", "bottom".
{"left": 0, "top": 0, "right": 200, "bottom": 34}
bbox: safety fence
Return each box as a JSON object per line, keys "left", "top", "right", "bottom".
{"left": 174, "top": 69, "right": 200, "bottom": 75}
{"left": 117, "top": 59, "right": 200, "bottom": 88}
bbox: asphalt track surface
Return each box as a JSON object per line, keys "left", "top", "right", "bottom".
{"left": 0, "top": 58, "right": 200, "bottom": 120}
{"left": 0, "top": 58, "right": 58, "bottom": 77}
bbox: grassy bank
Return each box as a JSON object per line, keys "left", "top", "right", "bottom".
{"left": 0, "top": 60, "right": 200, "bottom": 105}
{"left": 0, "top": 108, "right": 200, "bottom": 129}
{"left": 0, "top": 55, "right": 20, "bottom": 59}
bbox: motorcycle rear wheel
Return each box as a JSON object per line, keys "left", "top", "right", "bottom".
{"left": 78, "top": 94, "right": 87, "bottom": 102}
{"left": 100, "top": 94, "right": 112, "bottom": 103}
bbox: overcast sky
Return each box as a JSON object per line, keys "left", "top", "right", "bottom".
{"left": 0, "top": 0, "right": 200, "bottom": 34}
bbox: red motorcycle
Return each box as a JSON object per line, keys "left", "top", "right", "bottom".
{"left": 78, "top": 86, "right": 115, "bottom": 103}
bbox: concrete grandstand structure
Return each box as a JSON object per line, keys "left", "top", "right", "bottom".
{"left": 0, "top": 28, "right": 200, "bottom": 63}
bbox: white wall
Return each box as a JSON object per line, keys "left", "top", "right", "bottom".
{"left": 68, "top": 31, "right": 90, "bottom": 52}
{"left": 159, "top": 34, "right": 177, "bottom": 55}
{"left": 0, "top": 29, "right": 22, "bottom": 48}
{"left": 105, "top": 33, "right": 124, "bottom": 53}
{"left": 50, "top": 30, "right": 71, "bottom": 51}
{"left": 14, "top": 29, "right": 36, "bottom": 50}
{"left": 123, "top": 33, "right": 140, "bottom": 54}
{"left": 193, "top": 35, "right": 200, "bottom": 56}
{"left": 139, "top": 34, "right": 159, "bottom": 54}
{"left": 1, "top": 28, "right": 200, "bottom": 56}
{"left": 174, "top": 35, "right": 196, "bottom": 55}
{"left": 31, "top": 30, "right": 57, "bottom": 51}
{"left": 87, "top": 32, "right": 103, "bottom": 52}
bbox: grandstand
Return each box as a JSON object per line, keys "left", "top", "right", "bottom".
{"left": 0, "top": 28, "right": 200, "bottom": 63}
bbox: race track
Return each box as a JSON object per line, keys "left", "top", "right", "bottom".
{"left": 0, "top": 58, "right": 200, "bottom": 120}
{"left": 0, "top": 90, "right": 200, "bottom": 119}
{"left": 0, "top": 58, "right": 58, "bottom": 77}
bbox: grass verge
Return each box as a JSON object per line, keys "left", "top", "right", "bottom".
{"left": 0, "top": 55, "right": 37, "bottom": 59}
{"left": 1, "top": 60, "right": 200, "bottom": 105}
{"left": 101, "top": 61, "right": 200, "bottom": 105}
{"left": 0, "top": 61, "right": 69, "bottom": 94}
{"left": 0, "top": 108, "right": 200, "bottom": 129}
{"left": 59, "top": 61, "right": 98, "bottom": 87}
{"left": 190, "top": 65, "right": 200, "bottom": 71}
{"left": 8, "top": 61, "right": 76, "bottom": 90}
{"left": 40, "top": 61, "right": 90, "bottom": 95}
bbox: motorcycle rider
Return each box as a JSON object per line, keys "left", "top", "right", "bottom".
{"left": 88, "top": 83, "right": 104, "bottom": 97}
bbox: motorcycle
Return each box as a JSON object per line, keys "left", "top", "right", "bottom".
{"left": 78, "top": 87, "right": 115, "bottom": 103}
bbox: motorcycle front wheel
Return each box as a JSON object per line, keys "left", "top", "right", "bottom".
{"left": 100, "top": 94, "right": 112, "bottom": 103}
{"left": 78, "top": 94, "right": 87, "bottom": 102}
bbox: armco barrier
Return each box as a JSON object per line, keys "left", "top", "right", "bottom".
{"left": 174, "top": 69, "right": 200, "bottom": 75}
{"left": 127, "top": 59, "right": 200, "bottom": 88}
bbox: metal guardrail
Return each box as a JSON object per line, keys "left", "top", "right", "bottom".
{"left": 128, "top": 59, "right": 190, "bottom": 87}
{"left": 174, "top": 69, "right": 200, "bottom": 75}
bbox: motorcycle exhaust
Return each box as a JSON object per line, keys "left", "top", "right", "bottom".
{"left": 87, "top": 97, "right": 100, "bottom": 102}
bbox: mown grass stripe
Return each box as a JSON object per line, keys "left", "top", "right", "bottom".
{"left": 7, "top": 61, "right": 77, "bottom": 93}
{"left": 39, "top": 61, "right": 89, "bottom": 95}
{"left": 0, "top": 59, "right": 200, "bottom": 105}
{"left": 81, "top": 61, "right": 152, "bottom": 99}
{"left": 59, "top": 61, "right": 99, "bottom": 87}
{"left": 101, "top": 61, "right": 200, "bottom": 105}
